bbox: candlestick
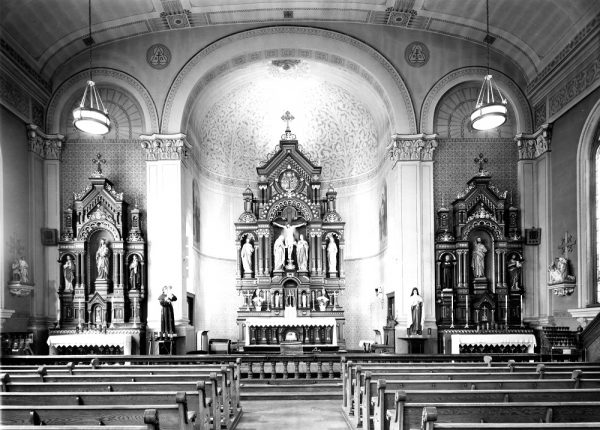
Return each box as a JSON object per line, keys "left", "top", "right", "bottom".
{"left": 450, "top": 293, "right": 454, "bottom": 328}
{"left": 520, "top": 295, "right": 524, "bottom": 328}
{"left": 505, "top": 295, "right": 508, "bottom": 329}
{"left": 464, "top": 294, "right": 469, "bottom": 328}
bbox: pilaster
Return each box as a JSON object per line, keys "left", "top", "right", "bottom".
{"left": 515, "top": 124, "right": 552, "bottom": 327}
{"left": 389, "top": 134, "right": 438, "bottom": 351}
{"left": 140, "top": 133, "right": 191, "bottom": 333}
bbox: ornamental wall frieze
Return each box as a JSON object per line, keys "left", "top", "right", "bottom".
{"left": 77, "top": 221, "right": 121, "bottom": 242}
{"left": 139, "top": 133, "right": 190, "bottom": 161}
{"left": 548, "top": 56, "right": 600, "bottom": 117}
{"left": 515, "top": 123, "right": 552, "bottom": 160}
{"left": 26, "top": 124, "right": 65, "bottom": 160}
{"left": 388, "top": 133, "right": 437, "bottom": 166}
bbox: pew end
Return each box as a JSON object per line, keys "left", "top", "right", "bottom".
{"left": 421, "top": 406, "right": 438, "bottom": 430}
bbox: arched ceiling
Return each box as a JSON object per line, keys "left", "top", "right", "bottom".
{"left": 1, "top": 0, "right": 598, "bottom": 83}
{"left": 186, "top": 59, "right": 387, "bottom": 186}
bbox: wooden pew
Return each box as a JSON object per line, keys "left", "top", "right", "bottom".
{"left": 421, "top": 406, "right": 600, "bottom": 430}
{"left": 0, "top": 392, "right": 196, "bottom": 430}
{"left": 383, "top": 398, "right": 600, "bottom": 430}
{"left": 0, "top": 409, "right": 158, "bottom": 429}
{"left": 0, "top": 374, "right": 234, "bottom": 430}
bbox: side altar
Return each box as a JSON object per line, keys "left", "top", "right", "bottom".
{"left": 434, "top": 155, "right": 533, "bottom": 354}
{"left": 49, "top": 157, "right": 146, "bottom": 354}
{"left": 235, "top": 114, "right": 346, "bottom": 352}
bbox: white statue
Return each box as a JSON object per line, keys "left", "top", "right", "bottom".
{"left": 273, "top": 220, "right": 306, "bottom": 264}
{"left": 96, "top": 239, "right": 110, "bottom": 279}
{"left": 471, "top": 237, "right": 487, "bottom": 278}
{"left": 273, "top": 234, "right": 285, "bottom": 271}
{"left": 548, "top": 257, "right": 575, "bottom": 285}
{"left": 327, "top": 236, "right": 338, "bottom": 273}
{"left": 317, "top": 287, "right": 329, "bottom": 311}
{"left": 63, "top": 255, "right": 75, "bottom": 291}
{"left": 296, "top": 234, "right": 309, "bottom": 271}
{"left": 240, "top": 237, "right": 254, "bottom": 275}
{"left": 408, "top": 287, "right": 424, "bottom": 335}
{"left": 18, "top": 257, "right": 29, "bottom": 284}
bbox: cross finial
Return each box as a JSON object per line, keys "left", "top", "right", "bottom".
{"left": 558, "top": 231, "right": 576, "bottom": 259}
{"left": 92, "top": 153, "right": 106, "bottom": 176}
{"left": 281, "top": 111, "right": 295, "bottom": 132}
{"left": 474, "top": 153, "right": 488, "bottom": 173}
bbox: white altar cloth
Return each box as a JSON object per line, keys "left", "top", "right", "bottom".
{"left": 47, "top": 333, "right": 132, "bottom": 355}
{"left": 245, "top": 315, "right": 337, "bottom": 346}
{"left": 450, "top": 333, "right": 536, "bottom": 354}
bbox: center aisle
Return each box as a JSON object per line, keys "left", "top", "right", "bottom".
{"left": 236, "top": 400, "right": 349, "bottom": 430}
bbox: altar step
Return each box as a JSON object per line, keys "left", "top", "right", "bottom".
{"left": 240, "top": 379, "right": 343, "bottom": 400}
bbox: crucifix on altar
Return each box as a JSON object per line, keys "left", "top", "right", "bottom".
{"left": 474, "top": 152, "right": 488, "bottom": 174}
{"left": 92, "top": 153, "right": 106, "bottom": 177}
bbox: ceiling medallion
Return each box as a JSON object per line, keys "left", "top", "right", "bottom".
{"left": 404, "top": 42, "right": 429, "bottom": 68}
{"left": 147, "top": 44, "right": 171, "bottom": 69}
{"left": 268, "top": 59, "right": 309, "bottom": 78}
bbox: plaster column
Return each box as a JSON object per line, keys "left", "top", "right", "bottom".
{"left": 140, "top": 133, "right": 191, "bottom": 333}
{"left": 338, "top": 244, "right": 345, "bottom": 278}
{"left": 310, "top": 234, "right": 316, "bottom": 275}
{"left": 515, "top": 124, "right": 552, "bottom": 327}
{"left": 264, "top": 234, "right": 271, "bottom": 275}
{"left": 316, "top": 235, "right": 323, "bottom": 274}
{"left": 254, "top": 242, "right": 260, "bottom": 278}
{"left": 26, "top": 125, "right": 64, "bottom": 352}
{"left": 388, "top": 134, "right": 438, "bottom": 352}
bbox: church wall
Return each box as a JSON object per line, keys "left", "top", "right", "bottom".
{"left": 549, "top": 86, "right": 600, "bottom": 326}
{"left": 0, "top": 106, "right": 32, "bottom": 332}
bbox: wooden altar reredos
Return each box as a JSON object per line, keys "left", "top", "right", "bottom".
{"left": 235, "top": 120, "right": 346, "bottom": 351}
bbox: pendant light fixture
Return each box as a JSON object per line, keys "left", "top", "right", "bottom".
{"left": 73, "top": 0, "right": 111, "bottom": 135}
{"left": 470, "top": 0, "right": 508, "bottom": 131}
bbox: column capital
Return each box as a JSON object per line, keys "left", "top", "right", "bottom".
{"left": 139, "top": 133, "right": 191, "bottom": 161}
{"left": 515, "top": 123, "right": 552, "bottom": 160}
{"left": 26, "top": 124, "right": 65, "bottom": 160}
{"left": 388, "top": 133, "right": 437, "bottom": 166}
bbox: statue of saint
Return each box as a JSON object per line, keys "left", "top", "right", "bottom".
{"left": 96, "top": 239, "right": 110, "bottom": 279}
{"left": 408, "top": 287, "right": 423, "bottom": 335}
{"left": 240, "top": 237, "right": 254, "bottom": 275}
{"left": 548, "top": 257, "right": 575, "bottom": 285}
{"left": 129, "top": 255, "right": 141, "bottom": 289}
{"left": 296, "top": 234, "right": 309, "bottom": 271}
{"left": 327, "top": 236, "right": 338, "bottom": 273}
{"left": 18, "top": 257, "right": 29, "bottom": 284}
{"left": 507, "top": 255, "right": 522, "bottom": 290}
{"left": 272, "top": 220, "right": 306, "bottom": 264}
{"left": 63, "top": 255, "right": 75, "bottom": 291}
{"left": 158, "top": 285, "right": 177, "bottom": 334}
{"left": 441, "top": 254, "right": 453, "bottom": 289}
{"left": 471, "top": 237, "right": 487, "bottom": 278}
{"left": 273, "top": 234, "right": 285, "bottom": 271}
{"left": 11, "top": 259, "right": 21, "bottom": 282}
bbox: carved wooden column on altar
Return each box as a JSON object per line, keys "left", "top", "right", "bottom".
{"left": 53, "top": 157, "right": 146, "bottom": 354}
{"left": 235, "top": 114, "right": 346, "bottom": 351}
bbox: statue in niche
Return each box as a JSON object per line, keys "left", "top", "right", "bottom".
{"left": 96, "top": 239, "right": 110, "bottom": 280}
{"left": 301, "top": 290, "right": 308, "bottom": 308}
{"left": 63, "top": 255, "right": 76, "bottom": 291}
{"left": 471, "top": 237, "right": 487, "bottom": 278}
{"left": 274, "top": 290, "right": 281, "bottom": 308}
{"left": 296, "top": 234, "right": 309, "bottom": 271}
{"left": 327, "top": 235, "right": 338, "bottom": 273}
{"left": 12, "top": 257, "right": 30, "bottom": 284}
{"left": 129, "top": 255, "right": 141, "bottom": 289}
{"left": 273, "top": 220, "right": 306, "bottom": 268}
{"left": 159, "top": 285, "right": 177, "bottom": 334}
{"left": 273, "top": 234, "right": 286, "bottom": 271}
{"left": 507, "top": 255, "right": 522, "bottom": 290}
{"left": 317, "top": 287, "right": 329, "bottom": 311}
{"left": 441, "top": 254, "right": 453, "bottom": 290}
{"left": 240, "top": 237, "right": 254, "bottom": 275}
{"left": 408, "top": 287, "right": 423, "bottom": 335}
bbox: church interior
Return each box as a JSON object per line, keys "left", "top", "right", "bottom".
{"left": 1, "top": 0, "right": 600, "bottom": 428}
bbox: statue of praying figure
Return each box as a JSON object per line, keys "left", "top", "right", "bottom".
{"left": 296, "top": 234, "right": 309, "bottom": 271}
{"left": 471, "top": 237, "right": 487, "bottom": 278}
{"left": 273, "top": 234, "right": 285, "bottom": 271}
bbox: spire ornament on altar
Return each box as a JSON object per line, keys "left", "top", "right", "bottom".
{"left": 281, "top": 111, "right": 296, "bottom": 140}
{"left": 474, "top": 153, "right": 489, "bottom": 176}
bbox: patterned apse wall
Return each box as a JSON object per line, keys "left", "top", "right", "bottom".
{"left": 433, "top": 82, "right": 519, "bottom": 221}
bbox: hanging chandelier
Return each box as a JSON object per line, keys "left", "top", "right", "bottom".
{"left": 470, "top": 0, "right": 507, "bottom": 131}
{"left": 73, "top": 0, "right": 111, "bottom": 135}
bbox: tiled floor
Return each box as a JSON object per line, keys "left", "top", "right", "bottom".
{"left": 236, "top": 399, "right": 350, "bottom": 430}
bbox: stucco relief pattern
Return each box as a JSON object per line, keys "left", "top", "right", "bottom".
{"left": 197, "top": 82, "right": 378, "bottom": 183}
{"left": 549, "top": 56, "right": 600, "bottom": 117}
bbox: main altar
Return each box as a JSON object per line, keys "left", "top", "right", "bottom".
{"left": 235, "top": 113, "right": 346, "bottom": 352}
{"left": 435, "top": 156, "right": 533, "bottom": 354}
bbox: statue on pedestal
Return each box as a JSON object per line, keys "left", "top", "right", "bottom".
{"left": 96, "top": 239, "right": 110, "bottom": 279}
{"left": 129, "top": 255, "right": 141, "bottom": 289}
{"left": 408, "top": 287, "right": 423, "bottom": 335}
{"left": 441, "top": 254, "right": 453, "bottom": 289}
{"left": 240, "top": 237, "right": 254, "bottom": 276}
{"left": 471, "top": 237, "right": 487, "bottom": 278}
{"left": 273, "top": 234, "right": 285, "bottom": 271}
{"left": 507, "top": 255, "right": 522, "bottom": 290}
{"left": 296, "top": 234, "right": 309, "bottom": 271}
{"left": 327, "top": 235, "right": 338, "bottom": 274}
{"left": 63, "top": 255, "right": 75, "bottom": 291}
{"left": 159, "top": 285, "right": 177, "bottom": 334}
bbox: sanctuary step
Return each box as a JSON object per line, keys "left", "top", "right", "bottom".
{"left": 240, "top": 379, "right": 343, "bottom": 401}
